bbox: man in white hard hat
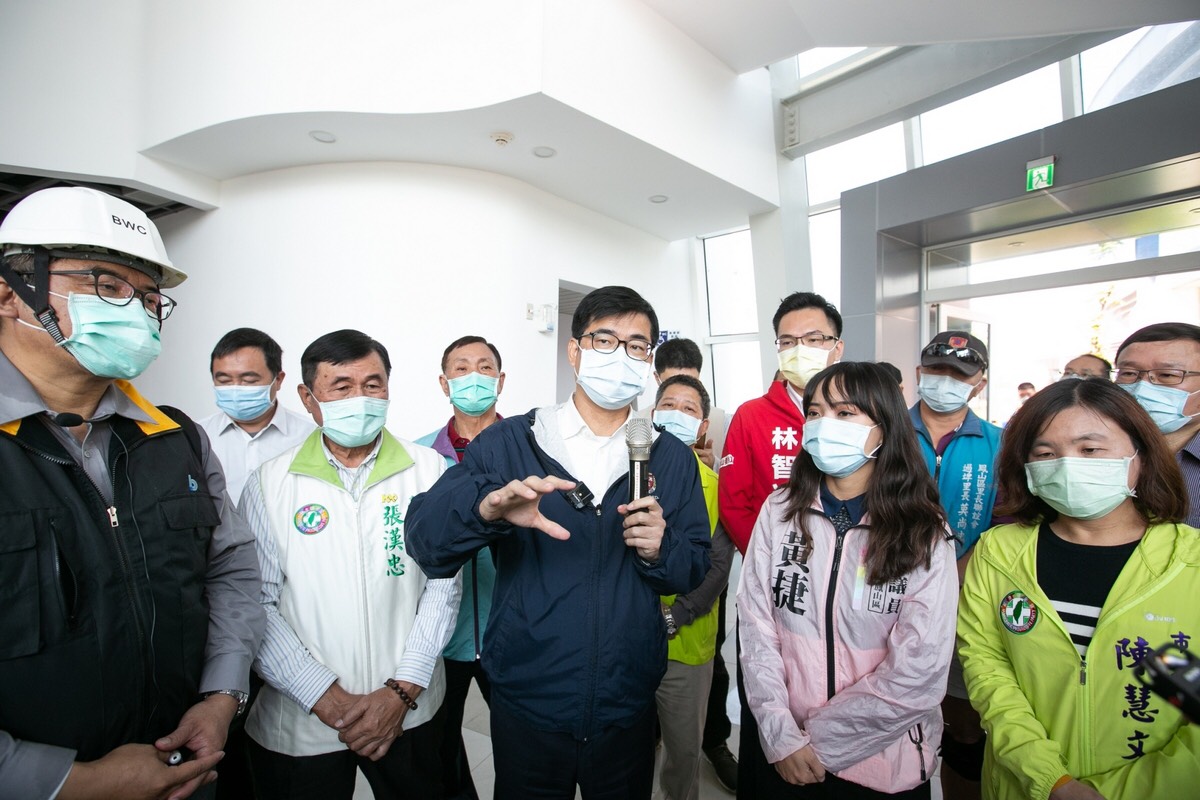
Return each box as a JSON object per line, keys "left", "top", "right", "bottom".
{"left": 0, "top": 187, "right": 265, "bottom": 799}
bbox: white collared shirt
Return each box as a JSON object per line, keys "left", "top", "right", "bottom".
{"left": 549, "top": 394, "right": 631, "bottom": 500}
{"left": 786, "top": 381, "right": 805, "bottom": 412}
{"left": 199, "top": 403, "right": 317, "bottom": 505}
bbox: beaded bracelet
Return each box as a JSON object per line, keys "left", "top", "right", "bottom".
{"left": 385, "top": 678, "right": 419, "bottom": 711}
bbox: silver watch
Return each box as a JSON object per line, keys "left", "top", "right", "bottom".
{"left": 203, "top": 689, "right": 250, "bottom": 719}
{"left": 663, "top": 608, "right": 678, "bottom": 638}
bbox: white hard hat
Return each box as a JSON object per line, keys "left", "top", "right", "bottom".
{"left": 0, "top": 186, "right": 186, "bottom": 288}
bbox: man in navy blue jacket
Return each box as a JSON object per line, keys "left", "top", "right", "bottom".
{"left": 408, "top": 286, "right": 711, "bottom": 800}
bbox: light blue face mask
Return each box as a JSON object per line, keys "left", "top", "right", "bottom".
{"left": 653, "top": 409, "right": 701, "bottom": 445}
{"left": 214, "top": 383, "right": 275, "bottom": 422}
{"left": 917, "top": 372, "right": 976, "bottom": 413}
{"left": 576, "top": 347, "right": 651, "bottom": 410}
{"left": 1120, "top": 381, "right": 1200, "bottom": 434}
{"left": 1025, "top": 455, "right": 1136, "bottom": 520}
{"left": 19, "top": 292, "right": 162, "bottom": 379}
{"left": 317, "top": 396, "right": 390, "bottom": 447}
{"left": 801, "top": 417, "right": 880, "bottom": 478}
{"left": 448, "top": 372, "right": 499, "bottom": 416}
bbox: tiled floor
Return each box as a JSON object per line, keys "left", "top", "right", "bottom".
{"left": 354, "top": 556, "right": 944, "bottom": 799}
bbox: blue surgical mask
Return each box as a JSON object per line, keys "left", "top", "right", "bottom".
{"left": 917, "top": 372, "right": 976, "bottom": 413}
{"left": 317, "top": 396, "right": 389, "bottom": 447}
{"left": 1025, "top": 455, "right": 1136, "bottom": 520}
{"left": 1120, "top": 381, "right": 1199, "bottom": 434}
{"left": 21, "top": 292, "right": 162, "bottom": 379}
{"left": 576, "top": 347, "right": 651, "bottom": 410}
{"left": 447, "top": 373, "right": 499, "bottom": 416}
{"left": 653, "top": 409, "right": 701, "bottom": 446}
{"left": 802, "top": 417, "right": 880, "bottom": 478}
{"left": 214, "top": 384, "right": 275, "bottom": 422}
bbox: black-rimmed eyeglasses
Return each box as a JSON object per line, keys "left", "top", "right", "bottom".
{"left": 579, "top": 332, "right": 654, "bottom": 362}
{"left": 36, "top": 268, "right": 177, "bottom": 323}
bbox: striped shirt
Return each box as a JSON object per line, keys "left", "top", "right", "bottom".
{"left": 1037, "top": 522, "right": 1139, "bottom": 658}
{"left": 1178, "top": 429, "right": 1200, "bottom": 528}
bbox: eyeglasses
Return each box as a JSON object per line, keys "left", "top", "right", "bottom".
{"left": 775, "top": 332, "right": 839, "bottom": 351}
{"left": 44, "top": 268, "right": 177, "bottom": 322}
{"left": 579, "top": 332, "right": 654, "bottom": 362}
{"left": 1113, "top": 368, "right": 1200, "bottom": 387}
{"left": 921, "top": 342, "right": 986, "bottom": 369}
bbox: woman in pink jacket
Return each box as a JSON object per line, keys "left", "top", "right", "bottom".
{"left": 738, "top": 361, "right": 958, "bottom": 798}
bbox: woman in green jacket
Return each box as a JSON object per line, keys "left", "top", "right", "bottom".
{"left": 958, "top": 378, "right": 1200, "bottom": 800}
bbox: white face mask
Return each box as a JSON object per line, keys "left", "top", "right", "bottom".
{"left": 917, "top": 372, "right": 976, "bottom": 413}
{"left": 778, "top": 344, "right": 832, "bottom": 388}
{"left": 576, "top": 347, "right": 651, "bottom": 410}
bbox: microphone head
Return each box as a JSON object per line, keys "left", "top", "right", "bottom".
{"left": 626, "top": 416, "right": 653, "bottom": 461}
{"left": 53, "top": 412, "right": 85, "bottom": 427}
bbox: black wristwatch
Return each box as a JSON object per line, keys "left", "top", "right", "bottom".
{"left": 203, "top": 689, "right": 250, "bottom": 719}
{"left": 662, "top": 607, "right": 678, "bottom": 638}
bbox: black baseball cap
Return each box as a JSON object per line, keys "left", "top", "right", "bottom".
{"left": 921, "top": 331, "right": 989, "bottom": 377}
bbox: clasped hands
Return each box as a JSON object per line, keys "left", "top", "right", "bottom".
{"left": 313, "top": 681, "right": 420, "bottom": 761}
{"left": 775, "top": 744, "right": 826, "bottom": 786}
{"left": 479, "top": 475, "right": 667, "bottom": 561}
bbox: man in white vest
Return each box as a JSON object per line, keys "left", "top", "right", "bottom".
{"left": 241, "top": 329, "right": 461, "bottom": 799}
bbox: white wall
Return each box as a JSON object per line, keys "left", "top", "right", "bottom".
{"left": 144, "top": 161, "right": 696, "bottom": 438}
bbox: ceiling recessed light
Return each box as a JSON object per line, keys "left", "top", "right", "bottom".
{"left": 309, "top": 130, "right": 337, "bottom": 144}
{"left": 532, "top": 146, "right": 557, "bottom": 159}
{"left": 649, "top": 195, "right": 669, "bottom": 204}
{"left": 490, "top": 131, "right": 514, "bottom": 147}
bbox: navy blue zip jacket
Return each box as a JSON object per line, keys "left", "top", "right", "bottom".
{"left": 407, "top": 407, "right": 711, "bottom": 739}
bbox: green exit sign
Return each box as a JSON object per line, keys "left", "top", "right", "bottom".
{"left": 1026, "top": 156, "right": 1055, "bottom": 191}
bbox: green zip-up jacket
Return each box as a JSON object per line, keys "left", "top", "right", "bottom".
{"left": 958, "top": 521, "right": 1200, "bottom": 800}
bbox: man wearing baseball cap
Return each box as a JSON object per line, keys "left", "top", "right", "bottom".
{"left": 909, "top": 330, "right": 1002, "bottom": 800}
{"left": 0, "top": 187, "right": 264, "bottom": 799}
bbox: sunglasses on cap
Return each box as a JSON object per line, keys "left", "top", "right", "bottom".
{"left": 921, "top": 342, "right": 987, "bottom": 368}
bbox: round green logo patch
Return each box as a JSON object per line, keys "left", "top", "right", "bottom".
{"left": 294, "top": 503, "right": 330, "bottom": 535}
{"left": 999, "top": 590, "right": 1038, "bottom": 634}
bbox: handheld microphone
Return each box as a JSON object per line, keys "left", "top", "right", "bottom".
{"left": 626, "top": 417, "right": 653, "bottom": 504}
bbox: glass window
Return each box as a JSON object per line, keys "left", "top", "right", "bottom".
{"left": 937, "top": 270, "right": 1200, "bottom": 425}
{"left": 920, "top": 65, "right": 1062, "bottom": 166}
{"left": 926, "top": 197, "right": 1200, "bottom": 291}
{"left": 805, "top": 123, "right": 907, "bottom": 206}
{"left": 710, "top": 341, "right": 765, "bottom": 415}
{"left": 1080, "top": 28, "right": 1148, "bottom": 110}
{"left": 808, "top": 208, "right": 842, "bottom": 308}
{"left": 795, "top": 47, "right": 868, "bottom": 80}
{"left": 704, "top": 229, "right": 757, "bottom": 336}
{"left": 1082, "top": 22, "right": 1200, "bottom": 113}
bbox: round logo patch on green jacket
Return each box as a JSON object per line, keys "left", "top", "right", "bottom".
{"left": 999, "top": 590, "right": 1038, "bottom": 634}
